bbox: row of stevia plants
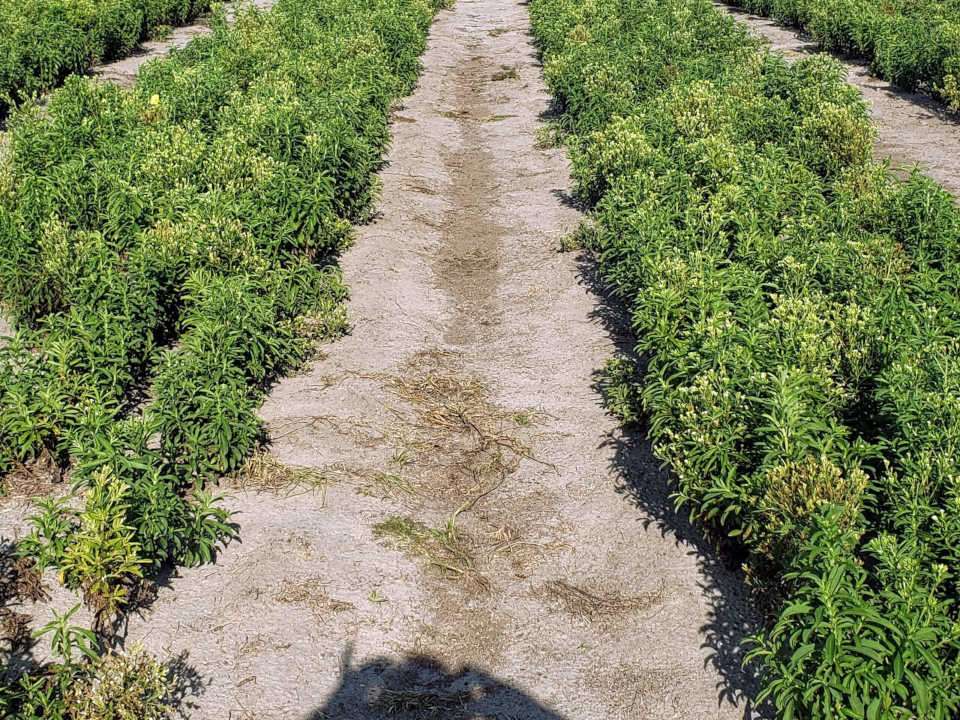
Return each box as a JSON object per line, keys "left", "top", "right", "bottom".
{"left": 0, "top": 0, "right": 442, "bottom": 714}
{"left": 728, "top": 0, "right": 960, "bottom": 112}
{"left": 0, "top": 0, "right": 212, "bottom": 118}
{"left": 531, "top": 0, "right": 960, "bottom": 716}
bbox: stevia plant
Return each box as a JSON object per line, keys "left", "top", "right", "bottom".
{"left": 0, "top": 605, "right": 177, "bottom": 719}
{"left": 530, "top": 0, "right": 960, "bottom": 713}
{"left": 732, "top": 0, "right": 960, "bottom": 110}
{"left": 0, "top": 0, "right": 213, "bottom": 118}
{"left": 0, "top": 0, "right": 444, "bottom": 713}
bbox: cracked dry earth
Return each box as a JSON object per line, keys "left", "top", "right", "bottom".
{"left": 4, "top": 0, "right": 762, "bottom": 717}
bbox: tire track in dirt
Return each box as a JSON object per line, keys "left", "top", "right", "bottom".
{"left": 7, "top": 0, "right": 762, "bottom": 717}
{"left": 435, "top": 49, "right": 503, "bottom": 346}
{"left": 717, "top": 2, "right": 960, "bottom": 197}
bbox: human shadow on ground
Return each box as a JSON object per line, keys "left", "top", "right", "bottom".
{"left": 306, "top": 646, "right": 566, "bottom": 720}
{"left": 573, "top": 256, "right": 773, "bottom": 720}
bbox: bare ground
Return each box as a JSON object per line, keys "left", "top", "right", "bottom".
{"left": 717, "top": 2, "right": 960, "bottom": 197}
{"left": 3, "top": 0, "right": 765, "bottom": 717}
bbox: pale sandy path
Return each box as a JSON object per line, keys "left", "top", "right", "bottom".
{"left": 5, "top": 0, "right": 762, "bottom": 717}
{"left": 718, "top": 2, "right": 960, "bottom": 196}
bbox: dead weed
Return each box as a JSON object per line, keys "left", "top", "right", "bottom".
{"left": 1, "top": 545, "right": 46, "bottom": 604}
{"left": 360, "top": 350, "right": 556, "bottom": 588}
{"left": 379, "top": 350, "right": 551, "bottom": 493}
{"left": 374, "top": 687, "right": 472, "bottom": 717}
{"left": 543, "top": 579, "right": 666, "bottom": 621}
{"left": 0, "top": 607, "right": 31, "bottom": 651}
{"left": 491, "top": 66, "right": 519, "bottom": 81}
{"left": 373, "top": 515, "right": 488, "bottom": 591}
{"left": 1, "top": 448, "right": 62, "bottom": 498}
{"left": 227, "top": 451, "right": 335, "bottom": 496}
{"left": 274, "top": 578, "right": 353, "bottom": 618}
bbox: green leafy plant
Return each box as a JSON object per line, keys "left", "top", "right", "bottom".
{"left": 2, "top": 636, "right": 176, "bottom": 720}
{"left": 19, "top": 497, "right": 79, "bottom": 572}
{"left": 57, "top": 469, "right": 147, "bottom": 632}
{"left": 178, "top": 491, "right": 238, "bottom": 567}
{"left": 4, "top": 0, "right": 440, "bottom": 569}
{"left": 64, "top": 646, "right": 176, "bottom": 720}
{"left": 0, "top": 0, "right": 212, "bottom": 117}
{"left": 33, "top": 604, "right": 100, "bottom": 665}
{"left": 1, "top": 0, "right": 442, "bottom": 712}
{"left": 597, "top": 356, "right": 643, "bottom": 426}
{"left": 733, "top": 0, "right": 960, "bottom": 111}
{"left": 531, "top": 0, "right": 960, "bottom": 711}
{"left": 748, "top": 508, "right": 960, "bottom": 719}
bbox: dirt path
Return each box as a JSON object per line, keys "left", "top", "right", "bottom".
{"left": 5, "top": 0, "right": 761, "bottom": 717}
{"left": 717, "top": 2, "right": 960, "bottom": 197}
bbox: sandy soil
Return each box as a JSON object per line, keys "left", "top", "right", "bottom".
{"left": 718, "top": 2, "right": 960, "bottom": 197}
{"left": 3, "top": 0, "right": 766, "bottom": 718}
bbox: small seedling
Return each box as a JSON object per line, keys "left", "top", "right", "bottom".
{"left": 34, "top": 604, "right": 99, "bottom": 665}
{"left": 512, "top": 411, "right": 533, "bottom": 427}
